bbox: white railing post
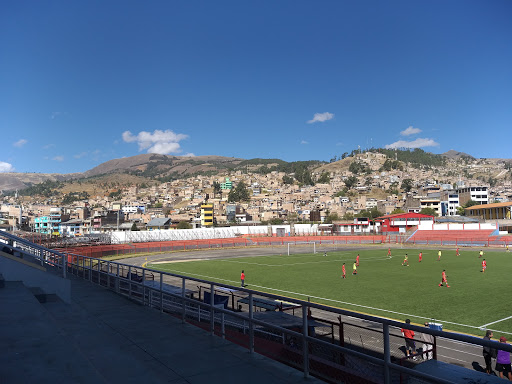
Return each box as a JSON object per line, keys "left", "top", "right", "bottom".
{"left": 160, "top": 274, "right": 164, "bottom": 314}
{"left": 62, "top": 254, "right": 67, "bottom": 278}
{"left": 302, "top": 305, "right": 309, "bottom": 378}
{"left": 210, "top": 283, "right": 215, "bottom": 335}
{"left": 249, "top": 292, "right": 254, "bottom": 354}
{"left": 181, "top": 277, "right": 186, "bottom": 322}
{"left": 142, "top": 268, "right": 146, "bottom": 306}
{"left": 107, "top": 261, "right": 111, "bottom": 290}
{"left": 383, "top": 323, "right": 391, "bottom": 384}
{"left": 116, "top": 264, "right": 120, "bottom": 293}
{"left": 128, "top": 266, "right": 132, "bottom": 297}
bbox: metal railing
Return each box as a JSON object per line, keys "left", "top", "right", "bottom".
{"left": 1, "top": 230, "right": 511, "bottom": 384}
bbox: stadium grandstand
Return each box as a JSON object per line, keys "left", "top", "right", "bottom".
{"left": 2, "top": 228, "right": 511, "bottom": 383}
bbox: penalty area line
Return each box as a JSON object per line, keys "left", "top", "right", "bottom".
{"left": 479, "top": 315, "right": 512, "bottom": 329}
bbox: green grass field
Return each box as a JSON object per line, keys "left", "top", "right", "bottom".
{"left": 151, "top": 247, "right": 512, "bottom": 336}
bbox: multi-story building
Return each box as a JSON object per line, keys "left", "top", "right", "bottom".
{"left": 200, "top": 203, "right": 214, "bottom": 227}
{"left": 221, "top": 177, "right": 233, "bottom": 190}
{"left": 457, "top": 186, "right": 489, "bottom": 206}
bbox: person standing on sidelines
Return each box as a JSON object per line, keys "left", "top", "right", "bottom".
{"left": 402, "top": 253, "right": 409, "bottom": 267}
{"left": 240, "top": 270, "right": 245, "bottom": 287}
{"left": 496, "top": 336, "right": 512, "bottom": 380}
{"left": 342, "top": 263, "right": 346, "bottom": 279}
{"left": 482, "top": 259, "right": 487, "bottom": 273}
{"left": 356, "top": 254, "right": 360, "bottom": 266}
{"left": 479, "top": 249, "right": 484, "bottom": 258}
{"left": 422, "top": 323, "right": 434, "bottom": 360}
{"left": 401, "top": 319, "right": 416, "bottom": 360}
{"left": 418, "top": 251, "right": 423, "bottom": 263}
{"left": 437, "top": 250, "right": 442, "bottom": 261}
{"left": 482, "top": 330, "right": 497, "bottom": 375}
{"left": 439, "top": 270, "right": 450, "bottom": 287}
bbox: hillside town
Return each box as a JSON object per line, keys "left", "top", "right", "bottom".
{"left": 1, "top": 152, "right": 512, "bottom": 236}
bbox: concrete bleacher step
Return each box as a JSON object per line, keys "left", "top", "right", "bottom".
{"left": 28, "top": 287, "right": 59, "bottom": 304}
{"left": 0, "top": 280, "right": 108, "bottom": 383}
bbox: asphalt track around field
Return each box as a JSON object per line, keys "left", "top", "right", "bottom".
{"left": 119, "top": 245, "right": 492, "bottom": 373}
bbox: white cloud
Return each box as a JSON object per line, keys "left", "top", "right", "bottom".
{"left": 122, "top": 129, "right": 188, "bottom": 154}
{"left": 13, "top": 139, "right": 27, "bottom": 148}
{"left": 301, "top": 140, "right": 309, "bottom": 145}
{"left": 52, "top": 156, "right": 64, "bottom": 162}
{"left": 182, "top": 153, "right": 196, "bottom": 157}
{"left": 336, "top": 142, "right": 344, "bottom": 146}
{"left": 307, "top": 112, "right": 334, "bottom": 124}
{"left": 385, "top": 138, "right": 439, "bottom": 149}
{"left": 74, "top": 152, "right": 88, "bottom": 159}
{"left": 400, "top": 126, "right": 422, "bottom": 136}
{"left": 51, "top": 112, "right": 66, "bottom": 119}
{"left": 0, "top": 161, "right": 14, "bottom": 172}
{"left": 43, "top": 144, "right": 56, "bottom": 149}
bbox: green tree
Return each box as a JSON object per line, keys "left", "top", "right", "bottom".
{"left": 130, "top": 222, "right": 139, "bottom": 231}
{"left": 317, "top": 171, "right": 330, "bottom": 184}
{"left": 401, "top": 178, "right": 414, "bottom": 193}
{"left": 391, "top": 208, "right": 405, "bottom": 214}
{"left": 177, "top": 221, "right": 192, "bottom": 229}
{"left": 228, "top": 181, "right": 251, "bottom": 202}
{"left": 213, "top": 181, "right": 221, "bottom": 197}
{"left": 324, "top": 212, "right": 340, "bottom": 224}
{"left": 344, "top": 176, "right": 358, "bottom": 189}
{"left": 419, "top": 207, "right": 438, "bottom": 217}
{"left": 282, "top": 175, "right": 294, "bottom": 185}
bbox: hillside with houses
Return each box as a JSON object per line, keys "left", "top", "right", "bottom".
{"left": 1, "top": 149, "right": 512, "bottom": 236}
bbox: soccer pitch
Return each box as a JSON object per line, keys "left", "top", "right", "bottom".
{"left": 151, "top": 247, "right": 512, "bottom": 336}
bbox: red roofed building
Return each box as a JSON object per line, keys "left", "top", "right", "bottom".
{"left": 376, "top": 212, "right": 434, "bottom": 234}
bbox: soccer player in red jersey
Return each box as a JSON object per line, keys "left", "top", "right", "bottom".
{"left": 388, "top": 248, "right": 391, "bottom": 256}
{"left": 456, "top": 247, "right": 460, "bottom": 256}
{"left": 482, "top": 259, "right": 487, "bottom": 273}
{"left": 240, "top": 270, "right": 245, "bottom": 287}
{"left": 356, "top": 254, "right": 360, "bottom": 266}
{"left": 342, "top": 263, "right": 346, "bottom": 279}
{"left": 439, "top": 270, "right": 450, "bottom": 287}
{"left": 418, "top": 252, "right": 423, "bottom": 262}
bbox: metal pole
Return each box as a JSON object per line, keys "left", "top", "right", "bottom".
{"left": 383, "top": 323, "right": 391, "bottom": 384}
{"left": 182, "top": 278, "right": 186, "bottom": 323}
{"left": 210, "top": 283, "right": 215, "bottom": 335}
{"left": 142, "top": 267, "right": 146, "bottom": 306}
{"left": 128, "top": 266, "right": 132, "bottom": 297}
{"left": 160, "top": 274, "right": 163, "bottom": 314}
{"left": 62, "top": 253, "right": 67, "bottom": 278}
{"left": 302, "top": 305, "right": 309, "bottom": 378}
{"left": 249, "top": 293, "right": 254, "bottom": 354}
{"left": 116, "top": 264, "right": 120, "bottom": 293}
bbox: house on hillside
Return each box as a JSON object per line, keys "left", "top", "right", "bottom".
{"left": 146, "top": 217, "right": 172, "bottom": 231}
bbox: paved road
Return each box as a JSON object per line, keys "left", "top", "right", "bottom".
{"left": 118, "top": 245, "right": 491, "bottom": 373}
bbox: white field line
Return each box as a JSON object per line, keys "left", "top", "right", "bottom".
{"left": 156, "top": 268, "right": 512, "bottom": 335}
{"left": 479, "top": 315, "right": 512, "bottom": 328}
{"left": 219, "top": 255, "right": 392, "bottom": 267}
{"left": 437, "top": 354, "right": 471, "bottom": 364}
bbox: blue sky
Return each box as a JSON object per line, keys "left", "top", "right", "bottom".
{"left": 1, "top": 1, "right": 511, "bottom": 174}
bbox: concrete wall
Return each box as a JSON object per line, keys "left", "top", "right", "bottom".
{"left": 0, "top": 252, "right": 71, "bottom": 303}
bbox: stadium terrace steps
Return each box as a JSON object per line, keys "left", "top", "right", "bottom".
{"left": 407, "top": 230, "right": 495, "bottom": 243}
{"left": 0, "top": 275, "right": 323, "bottom": 384}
